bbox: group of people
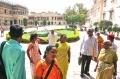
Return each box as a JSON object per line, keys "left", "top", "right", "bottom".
{"left": 80, "top": 27, "right": 118, "bottom": 79}
{"left": 0, "top": 24, "right": 70, "bottom": 79}
{"left": 0, "top": 24, "right": 118, "bottom": 79}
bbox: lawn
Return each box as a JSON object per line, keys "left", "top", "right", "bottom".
{"left": 6, "top": 29, "right": 79, "bottom": 43}
{"left": 56, "top": 29, "right": 74, "bottom": 36}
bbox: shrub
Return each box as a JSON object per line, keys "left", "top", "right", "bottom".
{"left": 67, "top": 34, "right": 79, "bottom": 42}
{"left": 69, "top": 25, "right": 77, "bottom": 29}
{"left": 93, "top": 22, "right": 98, "bottom": 26}
{"left": 99, "top": 25, "right": 103, "bottom": 31}
{"left": 99, "top": 20, "right": 113, "bottom": 27}
{"left": 112, "top": 26, "right": 118, "bottom": 34}
{"left": 107, "top": 26, "right": 112, "bottom": 34}
{"left": 37, "top": 31, "right": 49, "bottom": 37}
{"left": 6, "top": 29, "right": 80, "bottom": 44}
{"left": 99, "top": 20, "right": 113, "bottom": 32}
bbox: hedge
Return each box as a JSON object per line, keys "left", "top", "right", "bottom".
{"left": 6, "top": 29, "right": 80, "bottom": 44}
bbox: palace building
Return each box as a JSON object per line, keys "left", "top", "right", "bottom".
{"left": 28, "top": 12, "right": 67, "bottom": 27}
{"left": 86, "top": 0, "right": 120, "bottom": 26}
{"left": 0, "top": 0, "right": 28, "bottom": 29}
{"left": 0, "top": 1, "right": 67, "bottom": 29}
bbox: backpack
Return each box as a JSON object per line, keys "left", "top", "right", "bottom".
{"left": 0, "top": 41, "right": 7, "bottom": 79}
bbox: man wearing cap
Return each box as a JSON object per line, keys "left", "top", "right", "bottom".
{"left": 107, "top": 34, "right": 117, "bottom": 52}
{"left": 48, "top": 29, "right": 58, "bottom": 46}
{"left": 80, "top": 28, "right": 98, "bottom": 78}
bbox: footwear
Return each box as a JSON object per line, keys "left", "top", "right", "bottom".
{"left": 84, "top": 72, "right": 90, "bottom": 76}
{"left": 80, "top": 74, "right": 84, "bottom": 78}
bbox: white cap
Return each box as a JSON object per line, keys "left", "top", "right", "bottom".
{"left": 87, "top": 28, "right": 94, "bottom": 32}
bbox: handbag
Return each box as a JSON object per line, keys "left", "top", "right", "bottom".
{"left": 78, "top": 56, "right": 82, "bottom": 65}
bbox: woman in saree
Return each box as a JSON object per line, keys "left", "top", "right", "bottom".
{"left": 94, "top": 40, "right": 118, "bottom": 79}
{"left": 27, "top": 33, "right": 43, "bottom": 78}
{"left": 34, "top": 45, "right": 63, "bottom": 79}
{"left": 96, "top": 32, "right": 104, "bottom": 57}
{"left": 56, "top": 34, "right": 71, "bottom": 79}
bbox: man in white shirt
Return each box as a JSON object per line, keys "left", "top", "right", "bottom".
{"left": 48, "top": 29, "right": 58, "bottom": 46}
{"left": 80, "top": 28, "right": 98, "bottom": 78}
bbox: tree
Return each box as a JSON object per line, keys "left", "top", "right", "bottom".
{"left": 76, "top": 13, "right": 87, "bottom": 25}
{"left": 23, "top": 18, "right": 27, "bottom": 28}
{"left": 112, "top": 26, "right": 118, "bottom": 34}
{"left": 99, "top": 25, "right": 103, "bottom": 31}
{"left": 43, "top": 20, "right": 46, "bottom": 26}
{"left": 98, "top": 22, "right": 103, "bottom": 31}
{"left": 64, "top": 3, "right": 88, "bottom": 26}
{"left": 93, "top": 22, "right": 98, "bottom": 27}
{"left": 99, "top": 20, "right": 113, "bottom": 28}
{"left": 116, "top": 27, "right": 120, "bottom": 37}
{"left": 99, "top": 20, "right": 113, "bottom": 33}
{"left": 107, "top": 26, "right": 112, "bottom": 34}
{"left": 34, "top": 19, "right": 38, "bottom": 26}
{"left": 48, "top": 21, "right": 50, "bottom": 25}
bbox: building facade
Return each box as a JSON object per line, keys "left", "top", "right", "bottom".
{"left": 0, "top": 0, "right": 28, "bottom": 29}
{"left": 28, "top": 12, "right": 67, "bottom": 27}
{"left": 88, "top": 0, "right": 120, "bottom": 26}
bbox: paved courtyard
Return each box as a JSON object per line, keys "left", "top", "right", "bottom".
{"left": 0, "top": 26, "right": 120, "bottom": 79}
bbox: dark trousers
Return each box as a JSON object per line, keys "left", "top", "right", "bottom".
{"left": 81, "top": 55, "right": 92, "bottom": 74}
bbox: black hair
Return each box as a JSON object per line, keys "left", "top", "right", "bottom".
{"left": 9, "top": 24, "right": 23, "bottom": 38}
{"left": 60, "top": 34, "right": 66, "bottom": 41}
{"left": 30, "top": 33, "right": 38, "bottom": 42}
{"left": 43, "top": 45, "right": 55, "bottom": 58}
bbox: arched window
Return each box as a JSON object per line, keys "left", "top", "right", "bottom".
{"left": 103, "top": 13, "right": 106, "bottom": 20}
{"left": 4, "top": 9, "right": 6, "bottom": 14}
{"left": 109, "top": 9, "right": 114, "bottom": 20}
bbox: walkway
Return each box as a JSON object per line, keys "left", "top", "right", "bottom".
{"left": 0, "top": 26, "right": 120, "bottom": 79}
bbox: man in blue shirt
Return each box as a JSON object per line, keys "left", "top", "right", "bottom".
{"left": 0, "top": 24, "right": 26, "bottom": 79}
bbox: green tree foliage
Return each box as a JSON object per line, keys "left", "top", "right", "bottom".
{"left": 117, "top": 27, "right": 120, "bottom": 37}
{"left": 64, "top": 3, "right": 88, "bottom": 25}
{"left": 48, "top": 21, "right": 50, "bottom": 25}
{"left": 113, "top": 24, "right": 118, "bottom": 27}
{"left": 98, "top": 22, "right": 103, "bottom": 31}
{"left": 65, "top": 15, "right": 77, "bottom": 24}
{"left": 99, "top": 25, "right": 103, "bottom": 31}
{"left": 107, "top": 26, "right": 112, "bottom": 34}
{"left": 43, "top": 20, "right": 46, "bottom": 26}
{"left": 112, "top": 26, "right": 118, "bottom": 34}
{"left": 69, "top": 25, "right": 77, "bottom": 29}
{"left": 93, "top": 22, "right": 98, "bottom": 27}
{"left": 99, "top": 20, "right": 113, "bottom": 27}
{"left": 34, "top": 19, "right": 38, "bottom": 26}
{"left": 99, "top": 20, "right": 113, "bottom": 32}
{"left": 23, "top": 18, "right": 27, "bottom": 28}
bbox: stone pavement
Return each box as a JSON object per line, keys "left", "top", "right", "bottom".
{"left": 0, "top": 27, "right": 120, "bottom": 79}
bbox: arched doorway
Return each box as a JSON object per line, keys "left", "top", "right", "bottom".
{"left": 59, "top": 22, "right": 61, "bottom": 25}
{"left": 14, "top": 19, "right": 17, "bottom": 24}
{"left": 10, "top": 21, "right": 13, "bottom": 25}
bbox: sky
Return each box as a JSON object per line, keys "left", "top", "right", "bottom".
{"left": 4, "top": 0, "right": 93, "bottom": 14}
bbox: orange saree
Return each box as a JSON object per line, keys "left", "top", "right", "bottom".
{"left": 35, "top": 59, "right": 62, "bottom": 79}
